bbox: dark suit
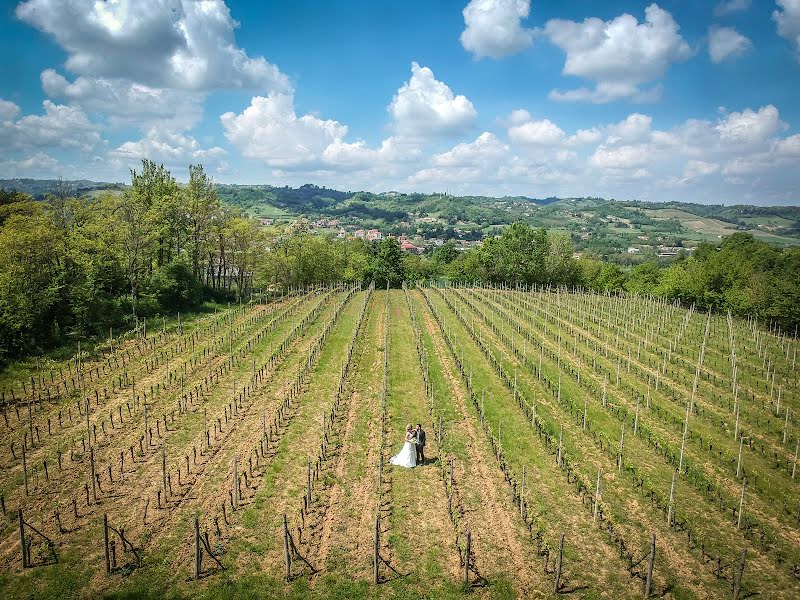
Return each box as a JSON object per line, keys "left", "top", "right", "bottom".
{"left": 415, "top": 428, "right": 426, "bottom": 464}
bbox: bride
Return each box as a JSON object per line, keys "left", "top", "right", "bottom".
{"left": 389, "top": 424, "right": 417, "bottom": 468}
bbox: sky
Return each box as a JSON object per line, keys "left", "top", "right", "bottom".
{"left": 1, "top": 0, "right": 799, "bottom": 205}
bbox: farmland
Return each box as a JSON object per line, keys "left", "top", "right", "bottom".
{"left": 0, "top": 285, "right": 797, "bottom": 599}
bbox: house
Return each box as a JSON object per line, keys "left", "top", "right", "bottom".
{"left": 366, "top": 229, "right": 383, "bottom": 241}
{"left": 401, "top": 240, "right": 422, "bottom": 254}
{"left": 354, "top": 229, "right": 366, "bottom": 238}
{"left": 627, "top": 247, "right": 641, "bottom": 254}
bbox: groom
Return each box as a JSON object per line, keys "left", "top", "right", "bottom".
{"left": 414, "top": 423, "right": 426, "bottom": 465}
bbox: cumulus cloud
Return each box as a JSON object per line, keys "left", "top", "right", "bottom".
{"left": 220, "top": 91, "right": 419, "bottom": 175}
{"left": 715, "top": 105, "right": 784, "bottom": 144}
{"left": 410, "top": 133, "right": 510, "bottom": 185}
{"left": 322, "top": 137, "right": 420, "bottom": 171}
{"left": 16, "top": 0, "right": 288, "bottom": 135}
{"left": 0, "top": 99, "right": 101, "bottom": 152}
{"left": 713, "top": 0, "right": 751, "bottom": 17}
{"left": 460, "top": 0, "right": 534, "bottom": 59}
{"left": 605, "top": 113, "right": 653, "bottom": 144}
{"left": 41, "top": 69, "right": 203, "bottom": 129}
{"left": 0, "top": 99, "right": 21, "bottom": 121}
{"left": 16, "top": 0, "right": 290, "bottom": 93}
{"left": 708, "top": 26, "right": 752, "bottom": 63}
{"left": 111, "top": 128, "right": 226, "bottom": 168}
{"left": 508, "top": 117, "right": 566, "bottom": 145}
{"left": 221, "top": 93, "right": 347, "bottom": 168}
{"left": 0, "top": 152, "right": 62, "bottom": 178}
{"left": 774, "top": 0, "right": 800, "bottom": 58}
{"left": 430, "top": 132, "right": 509, "bottom": 167}
{"left": 402, "top": 102, "right": 799, "bottom": 201}
{"left": 589, "top": 144, "right": 650, "bottom": 169}
{"left": 774, "top": 133, "right": 800, "bottom": 157}
{"left": 545, "top": 4, "right": 691, "bottom": 103}
{"left": 388, "top": 62, "right": 477, "bottom": 137}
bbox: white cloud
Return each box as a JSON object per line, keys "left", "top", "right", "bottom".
{"left": 714, "top": 0, "right": 751, "bottom": 17}
{"left": 567, "top": 127, "right": 604, "bottom": 146}
{"left": 406, "top": 102, "right": 800, "bottom": 201}
{"left": 605, "top": 113, "right": 653, "bottom": 144}
{"left": 16, "top": 0, "right": 288, "bottom": 136}
{"left": 708, "top": 26, "right": 752, "bottom": 63}
{"left": 430, "top": 132, "right": 509, "bottom": 167}
{"left": 774, "top": 133, "right": 800, "bottom": 157}
{"left": 589, "top": 144, "right": 650, "bottom": 169}
{"left": 545, "top": 4, "right": 691, "bottom": 103}
{"left": 0, "top": 152, "right": 62, "bottom": 178}
{"left": 388, "top": 62, "right": 477, "bottom": 137}
{"left": 774, "top": 0, "right": 800, "bottom": 59}
{"left": 663, "top": 160, "right": 720, "bottom": 187}
{"left": 322, "top": 137, "right": 419, "bottom": 171}
{"left": 221, "top": 91, "right": 418, "bottom": 176}
{"left": 408, "top": 131, "right": 515, "bottom": 185}
{"left": 460, "top": 0, "right": 534, "bottom": 59}
{"left": 41, "top": 69, "right": 202, "bottom": 129}
{"left": 110, "top": 129, "right": 226, "bottom": 169}
{"left": 16, "top": 0, "right": 290, "bottom": 93}
{"left": 715, "top": 105, "right": 784, "bottom": 145}
{"left": 0, "top": 99, "right": 101, "bottom": 152}
{"left": 508, "top": 117, "right": 566, "bottom": 145}
{"left": 221, "top": 93, "right": 347, "bottom": 168}
{"left": 0, "top": 99, "right": 21, "bottom": 122}
{"left": 685, "top": 160, "right": 720, "bottom": 178}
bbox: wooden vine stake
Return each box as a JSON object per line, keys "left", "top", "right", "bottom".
{"left": 373, "top": 507, "right": 380, "bottom": 584}
{"left": 19, "top": 509, "right": 28, "bottom": 568}
{"left": 464, "top": 529, "right": 472, "bottom": 588}
{"left": 644, "top": 533, "right": 656, "bottom": 598}
{"left": 194, "top": 516, "right": 201, "bottom": 579}
{"left": 732, "top": 549, "right": 746, "bottom": 600}
{"left": 737, "top": 478, "right": 746, "bottom": 529}
{"left": 283, "top": 514, "right": 292, "bottom": 581}
{"left": 554, "top": 533, "right": 564, "bottom": 594}
{"left": 594, "top": 469, "right": 601, "bottom": 522}
{"left": 667, "top": 471, "right": 676, "bottom": 527}
{"left": 104, "top": 513, "right": 111, "bottom": 574}
{"left": 22, "top": 444, "right": 29, "bottom": 496}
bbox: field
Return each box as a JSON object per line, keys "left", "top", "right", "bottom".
{"left": 642, "top": 208, "right": 799, "bottom": 246}
{"left": 0, "top": 285, "right": 797, "bottom": 599}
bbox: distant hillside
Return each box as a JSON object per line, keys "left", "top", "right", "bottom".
{"left": 0, "top": 178, "right": 124, "bottom": 199}
{"left": 3, "top": 178, "right": 798, "bottom": 251}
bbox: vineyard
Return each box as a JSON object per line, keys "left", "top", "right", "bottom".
{"left": 0, "top": 284, "right": 797, "bottom": 599}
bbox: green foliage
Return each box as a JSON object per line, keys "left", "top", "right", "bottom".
{"left": 432, "top": 240, "right": 458, "bottom": 265}
{"left": 149, "top": 258, "right": 202, "bottom": 311}
{"left": 368, "top": 238, "right": 406, "bottom": 288}
{"left": 0, "top": 161, "right": 262, "bottom": 361}
{"left": 624, "top": 262, "right": 661, "bottom": 294}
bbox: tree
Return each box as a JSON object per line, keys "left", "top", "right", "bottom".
{"left": 625, "top": 262, "right": 662, "bottom": 295}
{"left": 479, "top": 223, "right": 549, "bottom": 285}
{"left": 369, "top": 238, "right": 405, "bottom": 288}
{"left": 433, "top": 240, "right": 458, "bottom": 265}
{"left": 546, "top": 231, "right": 580, "bottom": 285}
{"left": 0, "top": 211, "right": 63, "bottom": 356}
{"left": 186, "top": 164, "right": 219, "bottom": 280}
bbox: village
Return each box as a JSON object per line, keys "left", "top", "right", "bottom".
{"left": 258, "top": 216, "right": 484, "bottom": 255}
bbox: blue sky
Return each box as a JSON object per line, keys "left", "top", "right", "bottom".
{"left": 1, "top": 0, "right": 799, "bottom": 204}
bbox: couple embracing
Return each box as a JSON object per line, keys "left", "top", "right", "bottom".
{"left": 389, "top": 423, "right": 426, "bottom": 468}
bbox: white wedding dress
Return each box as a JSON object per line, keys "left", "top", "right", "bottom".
{"left": 389, "top": 437, "right": 417, "bottom": 468}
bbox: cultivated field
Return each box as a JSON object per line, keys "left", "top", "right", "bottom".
{"left": 0, "top": 284, "right": 797, "bottom": 599}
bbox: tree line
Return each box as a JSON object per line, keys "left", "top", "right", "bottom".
{"left": 1, "top": 160, "right": 798, "bottom": 361}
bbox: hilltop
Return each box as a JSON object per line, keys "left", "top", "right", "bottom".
{"left": 3, "top": 178, "right": 799, "bottom": 260}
